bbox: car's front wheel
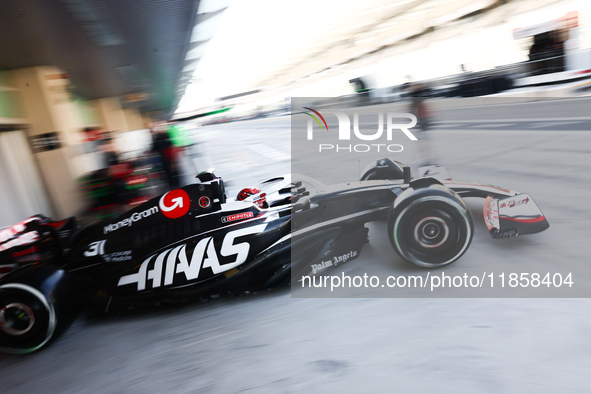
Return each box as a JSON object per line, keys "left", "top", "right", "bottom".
{"left": 388, "top": 190, "right": 473, "bottom": 268}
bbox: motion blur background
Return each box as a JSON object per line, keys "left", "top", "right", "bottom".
{"left": 1, "top": 0, "right": 591, "bottom": 226}
{"left": 1, "top": 0, "right": 591, "bottom": 392}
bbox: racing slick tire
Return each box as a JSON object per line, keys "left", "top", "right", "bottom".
{"left": 0, "top": 265, "right": 78, "bottom": 354}
{"left": 387, "top": 184, "right": 474, "bottom": 268}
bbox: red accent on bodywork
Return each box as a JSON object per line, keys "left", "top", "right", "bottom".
{"left": 500, "top": 216, "right": 546, "bottom": 223}
{"left": 45, "top": 219, "right": 68, "bottom": 229}
{"left": 11, "top": 245, "right": 40, "bottom": 258}
{"left": 483, "top": 196, "right": 499, "bottom": 231}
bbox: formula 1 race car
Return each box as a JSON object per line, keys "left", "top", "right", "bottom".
{"left": 0, "top": 159, "right": 548, "bottom": 353}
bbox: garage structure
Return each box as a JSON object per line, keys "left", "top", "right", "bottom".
{"left": 0, "top": 0, "right": 224, "bottom": 226}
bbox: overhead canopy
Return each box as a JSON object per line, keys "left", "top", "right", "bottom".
{"left": 0, "top": 0, "right": 205, "bottom": 120}
{"left": 513, "top": 12, "right": 578, "bottom": 40}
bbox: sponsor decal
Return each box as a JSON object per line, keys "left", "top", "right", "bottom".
{"left": 500, "top": 197, "right": 529, "bottom": 209}
{"left": 221, "top": 212, "right": 254, "bottom": 224}
{"left": 117, "top": 224, "right": 267, "bottom": 291}
{"left": 159, "top": 189, "right": 190, "bottom": 219}
{"left": 333, "top": 250, "right": 358, "bottom": 265}
{"left": 484, "top": 197, "right": 500, "bottom": 231}
{"left": 311, "top": 260, "right": 333, "bottom": 275}
{"left": 103, "top": 206, "right": 159, "bottom": 234}
{"left": 103, "top": 250, "right": 132, "bottom": 263}
{"left": 376, "top": 159, "right": 388, "bottom": 168}
{"left": 84, "top": 240, "right": 132, "bottom": 262}
{"left": 311, "top": 250, "right": 358, "bottom": 274}
{"left": 84, "top": 240, "right": 106, "bottom": 257}
{"left": 198, "top": 196, "right": 211, "bottom": 208}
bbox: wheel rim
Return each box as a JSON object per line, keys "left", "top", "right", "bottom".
{"left": 413, "top": 216, "right": 449, "bottom": 249}
{"left": 0, "top": 302, "right": 36, "bottom": 336}
{"left": 403, "top": 208, "right": 460, "bottom": 261}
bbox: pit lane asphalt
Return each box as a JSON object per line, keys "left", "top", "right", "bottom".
{"left": 1, "top": 98, "right": 590, "bottom": 393}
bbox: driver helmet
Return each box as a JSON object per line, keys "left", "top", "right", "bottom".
{"left": 237, "top": 187, "right": 267, "bottom": 208}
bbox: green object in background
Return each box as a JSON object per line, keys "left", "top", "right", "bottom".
{"left": 73, "top": 96, "right": 100, "bottom": 126}
{"left": 167, "top": 123, "right": 191, "bottom": 147}
{"left": 0, "top": 90, "right": 25, "bottom": 118}
{"left": 0, "top": 70, "right": 26, "bottom": 119}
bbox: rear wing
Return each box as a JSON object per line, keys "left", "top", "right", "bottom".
{"left": 0, "top": 215, "right": 76, "bottom": 277}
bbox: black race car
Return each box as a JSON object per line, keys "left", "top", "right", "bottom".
{"left": 0, "top": 159, "right": 548, "bottom": 353}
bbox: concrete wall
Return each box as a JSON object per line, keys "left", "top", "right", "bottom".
{"left": 94, "top": 97, "right": 129, "bottom": 132}
{"left": 124, "top": 107, "right": 145, "bottom": 130}
{"left": 1, "top": 65, "right": 151, "bottom": 220}
{"left": 10, "top": 66, "right": 86, "bottom": 218}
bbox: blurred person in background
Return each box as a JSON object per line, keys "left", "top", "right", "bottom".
{"left": 83, "top": 126, "right": 104, "bottom": 143}
{"left": 409, "top": 83, "right": 432, "bottom": 132}
{"left": 78, "top": 133, "right": 127, "bottom": 221}
{"left": 98, "top": 133, "right": 119, "bottom": 170}
{"left": 151, "top": 123, "right": 181, "bottom": 189}
{"left": 408, "top": 83, "right": 438, "bottom": 172}
{"left": 97, "top": 134, "right": 128, "bottom": 207}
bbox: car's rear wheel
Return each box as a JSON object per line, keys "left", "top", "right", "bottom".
{"left": 0, "top": 265, "right": 79, "bottom": 354}
{"left": 0, "top": 284, "right": 56, "bottom": 354}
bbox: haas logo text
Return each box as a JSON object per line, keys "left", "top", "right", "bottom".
{"left": 117, "top": 224, "right": 267, "bottom": 291}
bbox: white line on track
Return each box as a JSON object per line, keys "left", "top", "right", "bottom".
{"left": 431, "top": 129, "right": 591, "bottom": 135}
{"left": 186, "top": 329, "right": 242, "bottom": 346}
{"left": 248, "top": 144, "right": 288, "bottom": 161}
{"left": 470, "top": 123, "right": 514, "bottom": 128}
{"left": 437, "top": 117, "right": 591, "bottom": 123}
{"left": 527, "top": 121, "right": 583, "bottom": 128}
